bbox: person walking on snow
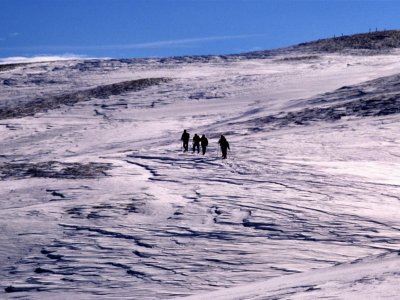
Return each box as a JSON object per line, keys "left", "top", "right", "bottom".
{"left": 192, "top": 133, "right": 201, "bottom": 153}
{"left": 218, "top": 134, "right": 230, "bottom": 159}
{"left": 181, "top": 129, "right": 190, "bottom": 152}
{"left": 200, "top": 134, "right": 208, "bottom": 155}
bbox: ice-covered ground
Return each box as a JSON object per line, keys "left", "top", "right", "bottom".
{"left": 1, "top": 49, "right": 400, "bottom": 299}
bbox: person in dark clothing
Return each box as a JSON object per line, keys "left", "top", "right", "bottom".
{"left": 181, "top": 129, "right": 190, "bottom": 152}
{"left": 200, "top": 134, "right": 208, "bottom": 155}
{"left": 218, "top": 135, "right": 230, "bottom": 159}
{"left": 192, "top": 133, "right": 201, "bottom": 153}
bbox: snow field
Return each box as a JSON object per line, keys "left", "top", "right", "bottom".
{"left": 1, "top": 52, "right": 400, "bottom": 299}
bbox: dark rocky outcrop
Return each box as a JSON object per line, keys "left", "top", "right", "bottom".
{"left": 0, "top": 63, "right": 30, "bottom": 72}
{"left": 250, "top": 73, "right": 400, "bottom": 128}
{"left": 0, "top": 161, "right": 112, "bottom": 180}
{"left": 0, "top": 77, "right": 171, "bottom": 120}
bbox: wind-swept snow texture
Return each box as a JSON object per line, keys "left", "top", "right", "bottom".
{"left": 1, "top": 38, "right": 400, "bottom": 299}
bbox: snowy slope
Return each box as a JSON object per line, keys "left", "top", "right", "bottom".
{"left": 181, "top": 251, "right": 400, "bottom": 300}
{"left": 1, "top": 41, "right": 400, "bottom": 299}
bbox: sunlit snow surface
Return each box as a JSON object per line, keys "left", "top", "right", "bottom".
{"left": 1, "top": 52, "right": 400, "bottom": 299}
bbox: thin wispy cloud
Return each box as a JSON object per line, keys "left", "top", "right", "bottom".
{"left": 110, "top": 34, "right": 261, "bottom": 50}
{"left": 0, "top": 32, "right": 20, "bottom": 42}
{"left": 0, "top": 34, "right": 262, "bottom": 52}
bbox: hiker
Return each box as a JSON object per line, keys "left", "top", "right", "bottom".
{"left": 218, "top": 134, "right": 230, "bottom": 159}
{"left": 181, "top": 129, "right": 190, "bottom": 152}
{"left": 200, "top": 134, "right": 208, "bottom": 155}
{"left": 192, "top": 133, "right": 201, "bottom": 153}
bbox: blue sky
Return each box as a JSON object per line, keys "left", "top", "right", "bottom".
{"left": 1, "top": 0, "right": 400, "bottom": 60}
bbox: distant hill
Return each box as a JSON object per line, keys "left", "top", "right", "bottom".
{"left": 2, "top": 30, "right": 400, "bottom": 68}
{"left": 293, "top": 30, "right": 400, "bottom": 52}
{"left": 244, "top": 30, "right": 400, "bottom": 58}
{"left": 136, "top": 30, "right": 400, "bottom": 62}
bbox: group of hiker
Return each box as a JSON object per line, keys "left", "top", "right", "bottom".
{"left": 180, "top": 129, "right": 230, "bottom": 159}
